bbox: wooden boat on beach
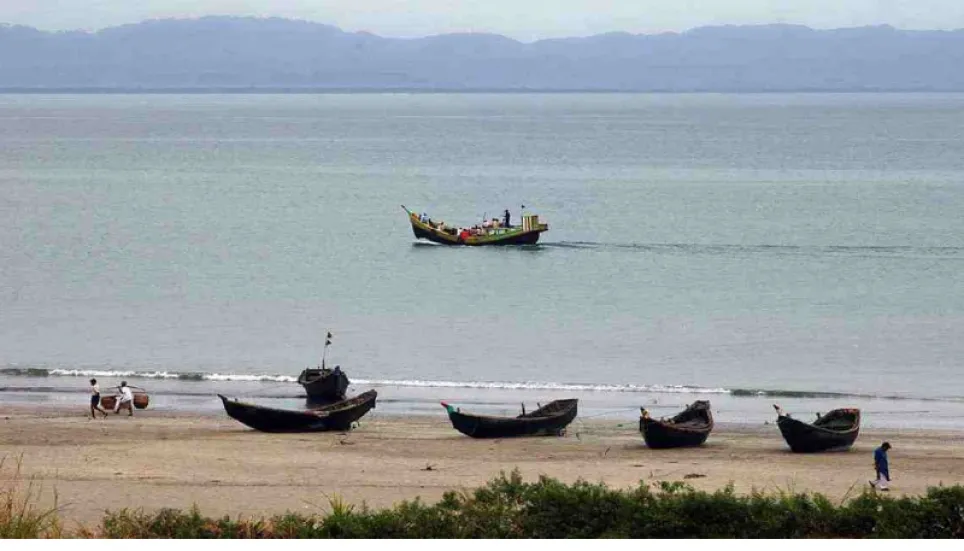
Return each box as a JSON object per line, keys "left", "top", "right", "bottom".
{"left": 219, "top": 390, "right": 377, "bottom": 433}
{"left": 297, "top": 366, "right": 350, "bottom": 403}
{"left": 403, "top": 205, "right": 548, "bottom": 246}
{"left": 100, "top": 386, "right": 150, "bottom": 411}
{"left": 640, "top": 400, "right": 713, "bottom": 449}
{"left": 774, "top": 405, "right": 860, "bottom": 453}
{"left": 441, "top": 399, "right": 577, "bottom": 438}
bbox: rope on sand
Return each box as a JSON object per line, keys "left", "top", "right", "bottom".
{"left": 578, "top": 407, "right": 641, "bottom": 420}
{"left": 569, "top": 407, "right": 642, "bottom": 437}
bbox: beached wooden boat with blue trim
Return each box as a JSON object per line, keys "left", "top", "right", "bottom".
{"left": 402, "top": 205, "right": 548, "bottom": 246}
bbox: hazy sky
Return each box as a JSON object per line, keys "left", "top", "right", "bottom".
{"left": 1, "top": 0, "right": 962, "bottom": 40}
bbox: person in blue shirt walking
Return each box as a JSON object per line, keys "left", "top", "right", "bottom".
{"left": 870, "top": 442, "right": 892, "bottom": 491}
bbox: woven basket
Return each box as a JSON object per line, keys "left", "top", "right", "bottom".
{"left": 100, "top": 393, "right": 149, "bottom": 411}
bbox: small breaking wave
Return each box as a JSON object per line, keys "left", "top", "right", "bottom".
{"left": 0, "top": 367, "right": 297, "bottom": 383}
{"left": 729, "top": 388, "right": 867, "bottom": 399}
{"left": 729, "top": 388, "right": 964, "bottom": 403}
{"left": 0, "top": 368, "right": 723, "bottom": 393}
{"left": 2, "top": 367, "right": 960, "bottom": 403}
{"left": 353, "top": 378, "right": 728, "bottom": 394}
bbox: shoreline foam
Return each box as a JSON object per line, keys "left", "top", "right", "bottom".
{"left": 3, "top": 367, "right": 961, "bottom": 403}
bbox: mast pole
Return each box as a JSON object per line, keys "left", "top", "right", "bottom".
{"left": 322, "top": 330, "right": 332, "bottom": 368}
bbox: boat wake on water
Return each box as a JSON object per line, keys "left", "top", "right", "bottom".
{"left": 540, "top": 241, "right": 964, "bottom": 259}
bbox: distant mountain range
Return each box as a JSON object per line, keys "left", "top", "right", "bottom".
{"left": 3, "top": 16, "right": 964, "bottom": 91}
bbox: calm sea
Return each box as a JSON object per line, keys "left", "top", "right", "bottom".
{"left": 1, "top": 93, "right": 963, "bottom": 428}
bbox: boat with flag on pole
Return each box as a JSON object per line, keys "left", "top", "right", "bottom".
{"left": 297, "top": 330, "right": 350, "bottom": 403}
{"left": 402, "top": 205, "right": 549, "bottom": 246}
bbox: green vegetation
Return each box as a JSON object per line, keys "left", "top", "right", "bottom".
{"left": 4, "top": 467, "right": 964, "bottom": 538}
{"left": 0, "top": 455, "right": 62, "bottom": 538}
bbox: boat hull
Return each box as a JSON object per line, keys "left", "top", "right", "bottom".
{"left": 776, "top": 409, "right": 860, "bottom": 453}
{"left": 444, "top": 399, "right": 577, "bottom": 438}
{"left": 639, "top": 401, "right": 713, "bottom": 449}
{"left": 640, "top": 418, "right": 711, "bottom": 448}
{"left": 297, "top": 368, "right": 350, "bottom": 402}
{"left": 100, "top": 393, "right": 149, "bottom": 410}
{"left": 412, "top": 223, "right": 544, "bottom": 246}
{"left": 404, "top": 208, "right": 548, "bottom": 246}
{"left": 219, "top": 390, "right": 377, "bottom": 433}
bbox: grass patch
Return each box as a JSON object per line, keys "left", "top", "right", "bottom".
{"left": 0, "top": 454, "right": 62, "bottom": 538}
{"left": 5, "top": 467, "right": 964, "bottom": 538}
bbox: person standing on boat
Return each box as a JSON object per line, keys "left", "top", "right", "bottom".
{"left": 89, "top": 378, "right": 108, "bottom": 419}
{"left": 114, "top": 381, "right": 135, "bottom": 417}
{"left": 870, "top": 442, "right": 892, "bottom": 491}
{"left": 503, "top": 209, "right": 511, "bottom": 228}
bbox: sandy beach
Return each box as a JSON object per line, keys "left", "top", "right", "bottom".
{"left": 2, "top": 405, "right": 963, "bottom": 528}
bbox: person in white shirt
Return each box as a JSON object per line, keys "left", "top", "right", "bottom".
{"left": 89, "top": 378, "right": 108, "bottom": 419}
{"left": 114, "top": 381, "right": 135, "bottom": 417}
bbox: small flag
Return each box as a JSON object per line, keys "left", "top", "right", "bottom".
{"left": 325, "top": 339, "right": 331, "bottom": 346}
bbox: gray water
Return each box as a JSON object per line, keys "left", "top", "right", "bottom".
{"left": 1, "top": 93, "right": 963, "bottom": 428}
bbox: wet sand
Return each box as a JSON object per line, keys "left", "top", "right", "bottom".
{"left": 2, "top": 405, "right": 963, "bottom": 528}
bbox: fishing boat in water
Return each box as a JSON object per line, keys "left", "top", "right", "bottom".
{"left": 402, "top": 205, "right": 548, "bottom": 246}
{"left": 774, "top": 405, "right": 860, "bottom": 453}
{"left": 441, "top": 399, "right": 577, "bottom": 438}
{"left": 639, "top": 401, "right": 713, "bottom": 449}
{"left": 218, "top": 390, "right": 377, "bottom": 433}
{"left": 298, "top": 366, "right": 350, "bottom": 403}
{"left": 298, "top": 330, "right": 350, "bottom": 402}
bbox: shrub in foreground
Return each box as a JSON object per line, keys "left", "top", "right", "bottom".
{"left": 5, "top": 467, "right": 963, "bottom": 538}
{"left": 89, "top": 471, "right": 964, "bottom": 539}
